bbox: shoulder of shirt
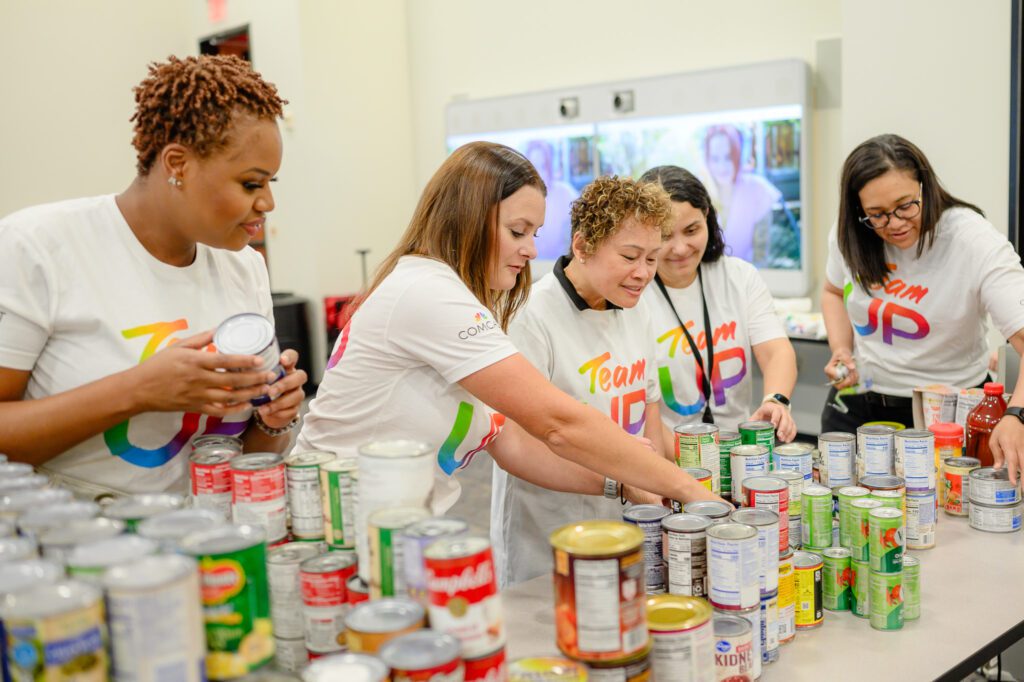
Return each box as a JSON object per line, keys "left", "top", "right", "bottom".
{"left": 515, "top": 273, "right": 564, "bottom": 319}
{"left": 937, "top": 206, "right": 996, "bottom": 239}
{"left": 0, "top": 195, "right": 113, "bottom": 246}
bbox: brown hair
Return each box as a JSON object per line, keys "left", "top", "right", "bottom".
{"left": 361, "top": 142, "right": 545, "bottom": 331}
{"left": 131, "top": 55, "right": 287, "bottom": 175}
{"left": 570, "top": 175, "right": 672, "bottom": 256}
{"left": 839, "top": 134, "right": 984, "bottom": 290}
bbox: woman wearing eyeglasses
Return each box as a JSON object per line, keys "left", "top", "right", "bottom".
{"left": 821, "top": 135, "right": 1024, "bottom": 478}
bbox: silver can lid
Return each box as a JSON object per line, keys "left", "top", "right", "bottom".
{"left": 300, "top": 552, "right": 357, "bottom": 574}
{"left": 67, "top": 535, "right": 158, "bottom": 570}
{"left": 860, "top": 475, "right": 905, "bottom": 490}
{"left": 0, "top": 579, "right": 101, "bottom": 620}
{"left": 706, "top": 522, "right": 758, "bottom": 541}
{"left": 0, "top": 488, "right": 73, "bottom": 515}
{"left": 742, "top": 476, "right": 788, "bottom": 493}
{"left": 40, "top": 517, "right": 125, "bottom": 548}
{"left": 774, "top": 443, "right": 813, "bottom": 456}
{"left": 857, "top": 425, "right": 896, "bottom": 435}
{"left": 837, "top": 486, "right": 871, "bottom": 497}
{"left": 103, "top": 493, "right": 184, "bottom": 521}
{"left": 423, "top": 535, "right": 490, "bottom": 561}
{"left": 623, "top": 504, "right": 673, "bottom": 523}
{"left": 401, "top": 517, "right": 469, "bottom": 541}
{"left": 137, "top": 508, "right": 226, "bottom": 543}
{"left": 180, "top": 523, "right": 265, "bottom": 555}
{"left": 739, "top": 421, "right": 773, "bottom": 431}
{"left": 378, "top": 630, "right": 461, "bottom": 671}
{"left": 0, "top": 559, "right": 63, "bottom": 594}
{"left": 819, "top": 431, "right": 856, "bottom": 442}
{"left": 103, "top": 554, "right": 197, "bottom": 591}
{"left": 895, "top": 429, "right": 933, "bottom": 440}
{"left": 822, "top": 547, "right": 851, "bottom": 560}
{"left": 712, "top": 613, "right": 752, "bottom": 637}
{"left": 214, "top": 312, "right": 276, "bottom": 355}
{"left": 730, "top": 444, "right": 769, "bottom": 457}
{"left": 661, "top": 512, "right": 713, "bottom": 533}
{"left": 344, "top": 598, "right": 425, "bottom": 634}
{"left": 267, "top": 542, "right": 322, "bottom": 566}
{"left": 793, "top": 550, "right": 823, "bottom": 568}
{"left": 285, "top": 451, "right": 338, "bottom": 468}
{"left": 0, "top": 537, "right": 38, "bottom": 563}
{"left": 730, "top": 508, "right": 779, "bottom": 527}
{"left": 683, "top": 500, "right": 733, "bottom": 518}
{"left": 673, "top": 423, "right": 719, "bottom": 436}
{"left": 231, "top": 452, "right": 284, "bottom": 472}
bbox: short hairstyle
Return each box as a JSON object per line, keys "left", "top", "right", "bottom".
{"left": 361, "top": 141, "right": 546, "bottom": 331}
{"left": 130, "top": 55, "right": 287, "bottom": 175}
{"left": 838, "top": 134, "right": 984, "bottom": 290}
{"left": 639, "top": 165, "right": 727, "bottom": 263}
{"left": 570, "top": 176, "right": 672, "bottom": 256}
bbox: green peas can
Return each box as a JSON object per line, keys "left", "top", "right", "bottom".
{"left": 868, "top": 508, "right": 904, "bottom": 574}
{"left": 719, "top": 430, "right": 742, "bottom": 499}
{"left": 869, "top": 570, "right": 904, "bottom": 631}
{"left": 850, "top": 559, "right": 870, "bottom": 618}
{"left": 822, "top": 548, "right": 852, "bottom": 611}
{"left": 848, "top": 499, "right": 883, "bottom": 562}
{"left": 837, "top": 486, "right": 871, "bottom": 549}
{"left": 740, "top": 421, "right": 775, "bottom": 468}
{"left": 801, "top": 485, "right": 833, "bottom": 549}
{"left": 903, "top": 555, "right": 920, "bottom": 621}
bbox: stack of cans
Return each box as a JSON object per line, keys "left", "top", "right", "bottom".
{"left": 867, "top": 506, "right": 905, "bottom": 631}
{"left": 940, "top": 456, "right": 981, "bottom": 516}
{"left": 895, "top": 430, "right": 938, "bottom": 549}
{"left": 968, "top": 467, "right": 1023, "bottom": 533}
{"left": 706, "top": 521, "right": 762, "bottom": 678}
{"left": 718, "top": 430, "right": 743, "bottom": 500}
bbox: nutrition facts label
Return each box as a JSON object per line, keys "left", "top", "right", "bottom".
{"left": 574, "top": 559, "right": 621, "bottom": 652}
{"left": 666, "top": 533, "right": 706, "bottom": 597}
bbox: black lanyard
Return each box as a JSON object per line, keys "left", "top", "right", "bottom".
{"left": 655, "top": 268, "right": 715, "bottom": 424}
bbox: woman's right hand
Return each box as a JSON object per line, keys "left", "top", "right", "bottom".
{"left": 128, "top": 330, "right": 275, "bottom": 416}
{"left": 825, "top": 348, "right": 858, "bottom": 390}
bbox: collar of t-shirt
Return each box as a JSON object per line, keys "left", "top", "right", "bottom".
{"left": 553, "top": 255, "right": 622, "bottom": 312}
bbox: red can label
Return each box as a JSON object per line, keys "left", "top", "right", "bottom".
{"left": 426, "top": 546, "right": 504, "bottom": 659}
{"left": 300, "top": 565, "right": 356, "bottom": 608}
{"left": 943, "top": 470, "right": 968, "bottom": 515}
{"left": 232, "top": 465, "right": 285, "bottom": 503}
{"left": 745, "top": 487, "right": 790, "bottom": 554}
{"left": 191, "top": 458, "right": 232, "bottom": 496}
{"left": 347, "top": 576, "right": 369, "bottom": 606}
{"left": 463, "top": 648, "right": 506, "bottom": 682}
{"left": 392, "top": 657, "right": 464, "bottom": 682}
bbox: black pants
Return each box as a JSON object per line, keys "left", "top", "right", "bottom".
{"left": 819, "top": 387, "right": 915, "bottom": 434}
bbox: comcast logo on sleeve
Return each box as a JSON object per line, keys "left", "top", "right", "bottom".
{"left": 458, "top": 311, "right": 497, "bottom": 339}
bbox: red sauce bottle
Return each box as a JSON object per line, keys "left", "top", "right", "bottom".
{"left": 965, "top": 382, "right": 1007, "bottom": 467}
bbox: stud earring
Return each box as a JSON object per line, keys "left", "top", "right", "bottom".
{"left": 167, "top": 176, "right": 182, "bottom": 187}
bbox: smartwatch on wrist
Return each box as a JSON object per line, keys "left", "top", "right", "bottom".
{"left": 1003, "top": 406, "right": 1024, "bottom": 425}
{"left": 762, "top": 393, "right": 791, "bottom": 410}
{"left": 603, "top": 477, "right": 619, "bottom": 499}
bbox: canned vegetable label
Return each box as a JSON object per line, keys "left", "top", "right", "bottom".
{"left": 793, "top": 553, "right": 823, "bottom": 629}
{"left": 801, "top": 486, "right": 833, "bottom": 549}
{"left": 869, "top": 571, "right": 903, "bottom": 631}
{"left": 902, "top": 557, "right": 920, "bottom": 621}
{"left": 869, "top": 508, "right": 904, "bottom": 574}
{"left": 850, "top": 559, "right": 870, "bottom": 618}
{"left": 822, "top": 548, "right": 852, "bottom": 611}
{"left": 740, "top": 421, "right": 775, "bottom": 465}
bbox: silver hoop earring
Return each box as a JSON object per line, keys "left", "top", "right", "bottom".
{"left": 167, "top": 176, "right": 182, "bottom": 188}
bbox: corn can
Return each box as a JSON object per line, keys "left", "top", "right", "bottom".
{"left": 869, "top": 571, "right": 903, "bottom": 631}
{"left": 821, "top": 547, "right": 852, "bottom": 611}
{"left": 850, "top": 559, "right": 870, "bottom": 618}
{"left": 942, "top": 456, "right": 981, "bottom": 516}
{"left": 674, "top": 423, "right": 721, "bottom": 495}
{"left": 646, "top": 595, "right": 715, "bottom": 682}
{"left": 902, "top": 555, "right": 920, "bottom": 621}
{"left": 869, "top": 507, "right": 904, "bottom": 573}
{"left": 793, "top": 551, "right": 823, "bottom": 629}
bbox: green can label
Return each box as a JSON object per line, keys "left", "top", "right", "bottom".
{"left": 802, "top": 489, "right": 833, "bottom": 548}
{"left": 719, "top": 439, "right": 739, "bottom": 497}
{"left": 322, "top": 467, "right": 356, "bottom": 550}
{"left": 823, "top": 551, "right": 852, "bottom": 611}
{"left": 198, "top": 542, "right": 274, "bottom": 679}
{"left": 837, "top": 488, "right": 870, "bottom": 549}
{"left": 869, "top": 509, "right": 904, "bottom": 574}
{"left": 903, "top": 560, "right": 920, "bottom": 621}
{"left": 371, "top": 526, "right": 400, "bottom": 597}
{"left": 740, "top": 422, "right": 775, "bottom": 465}
{"left": 848, "top": 500, "right": 881, "bottom": 562}
{"left": 850, "top": 560, "right": 870, "bottom": 618}
{"left": 869, "top": 571, "right": 904, "bottom": 631}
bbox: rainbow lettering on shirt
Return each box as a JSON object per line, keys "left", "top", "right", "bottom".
{"left": 656, "top": 320, "right": 747, "bottom": 415}
{"left": 437, "top": 401, "right": 505, "bottom": 474}
{"left": 577, "top": 352, "right": 648, "bottom": 434}
{"left": 847, "top": 265, "right": 931, "bottom": 345}
{"left": 103, "top": 319, "right": 245, "bottom": 468}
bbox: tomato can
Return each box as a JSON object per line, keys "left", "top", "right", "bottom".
{"left": 646, "top": 595, "right": 714, "bottom": 681}
{"left": 623, "top": 504, "right": 671, "bottom": 594}
{"left": 850, "top": 559, "right": 870, "bottom": 618}
{"left": 941, "top": 456, "right": 981, "bottom": 516}
{"left": 582, "top": 645, "right": 651, "bottom": 682}
{"left": 661, "top": 513, "right": 711, "bottom": 598}
{"left": 718, "top": 430, "right": 742, "bottom": 499}
{"left": 508, "top": 657, "right": 587, "bottom": 681}
{"left": 729, "top": 508, "right": 779, "bottom": 596}
{"left": 190, "top": 443, "right": 241, "bottom": 519}
{"left": 320, "top": 456, "right": 358, "bottom": 551}
{"left": 818, "top": 431, "right": 856, "bottom": 487}
{"left": 300, "top": 552, "right": 357, "bottom": 655}
{"left": 906, "top": 490, "right": 937, "bottom": 549}
{"left": 902, "top": 555, "right": 920, "bottom": 621}
{"left": 741, "top": 476, "right": 789, "bottom": 554}
{"left": 285, "top": 451, "right": 336, "bottom": 540}
{"left": 380, "top": 630, "right": 463, "bottom": 681}
{"left": 231, "top": 453, "right": 288, "bottom": 544}
{"left": 267, "top": 542, "right": 322, "bottom": 640}
{"left": 793, "top": 550, "right": 823, "bottom": 630}
{"left": 969, "top": 500, "right": 1023, "bottom": 532}
{"left": 729, "top": 445, "right": 770, "bottom": 506}
{"left": 869, "top": 570, "right": 903, "bottom": 631}
{"left": 464, "top": 647, "right": 507, "bottom": 682}
{"left": 969, "top": 467, "right": 1022, "bottom": 506}
{"left": 674, "top": 423, "right": 721, "bottom": 495}
{"left": 550, "top": 521, "right": 647, "bottom": 662}
{"left": 368, "top": 506, "right": 430, "bottom": 598}
{"left": 712, "top": 614, "right": 756, "bottom": 681}
{"left": 344, "top": 598, "right": 426, "bottom": 654}
{"left": 776, "top": 551, "right": 795, "bottom": 644}
{"left": 402, "top": 517, "right": 469, "bottom": 607}
{"left": 706, "top": 522, "right": 759, "bottom": 611}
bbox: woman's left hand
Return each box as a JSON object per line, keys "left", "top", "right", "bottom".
{"left": 990, "top": 415, "right": 1024, "bottom": 485}
{"left": 750, "top": 401, "right": 797, "bottom": 443}
{"left": 256, "top": 349, "right": 308, "bottom": 430}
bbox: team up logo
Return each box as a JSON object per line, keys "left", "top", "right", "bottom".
{"left": 458, "top": 311, "right": 497, "bottom": 340}
{"left": 845, "top": 264, "right": 930, "bottom": 345}
{"left": 656, "top": 319, "right": 747, "bottom": 416}
{"left": 578, "top": 352, "right": 647, "bottom": 434}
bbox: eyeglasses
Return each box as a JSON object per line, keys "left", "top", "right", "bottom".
{"left": 858, "top": 184, "right": 923, "bottom": 230}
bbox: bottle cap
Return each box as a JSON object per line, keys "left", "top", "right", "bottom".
{"left": 984, "top": 382, "right": 1004, "bottom": 396}
{"left": 928, "top": 422, "right": 963, "bottom": 438}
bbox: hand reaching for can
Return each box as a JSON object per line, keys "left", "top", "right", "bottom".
{"left": 825, "top": 348, "right": 858, "bottom": 390}
{"left": 255, "top": 349, "right": 308, "bottom": 430}
{"left": 989, "top": 415, "right": 1024, "bottom": 485}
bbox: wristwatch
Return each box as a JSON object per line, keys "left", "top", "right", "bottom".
{"left": 1002, "top": 406, "right": 1024, "bottom": 425}
{"left": 762, "top": 393, "right": 791, "bottom": 410}
{"left": 603, "top": 477, "right": 619, "bottom": 499}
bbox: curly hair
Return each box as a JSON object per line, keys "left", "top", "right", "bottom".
{"left": 130, "top": 55, "right": 287, "bottom": 175}
{"left": 570, "top": 175, "right": 672, "bottom": 255}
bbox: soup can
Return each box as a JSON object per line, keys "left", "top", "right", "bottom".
{"left": 190, "top": 442, "right": 242, "bottom": 518}
{"left": 623, "top": 504, "right": 671, "bottom": 594}
{"left": 717, "top": 605, "right": 761, "bottom": 679}
{"left": 367, "top": 506, "right": 430, "bottom": 599}
{"left": 103, "top": 493, "right": 185, "bottom": 532}
{"left": 793, "top": 550, "right": 823, "bottom": 629}
{"left": 463, "top": 647, "right": 507, "bottom": 681}
{"left": 647, "top": 594, "right": 715, "bottom": 682}
{"left": 729, "top": 445, "right": 770, "bottom": 505}
{"left": 741, "top": 476, "right": 789, "bottom": 554}
{"left": 191, "top": 434, "right": 244, "bottom": 452}
{"left": 773, "top": 442, "right": 813, "bottom": 482}
{"left": 674, "top": 423, "right": 721, "bottom": 495}
{"left": 712, "top": 614, "right": 755, "bottom": 681}
{"left": 347, "top": 574, "right": 370, "bottom": 606}
{"left": 969, "top": 467, "right": 1021, "bottom": 506}
{"left": 706, "top": 522, "right": 759, "bottom": 611}
{"left": 231, "top": 453, "right": 288, "bottom": 544}
{"left": 285, "top": 451, "right": 336, "bottom": 540}
{"left": 941, "top": 456, "right": 981, "bottom": 516}
{"left": 401, "top": 517, "right": 469, "bottom": 607}
{"left": 379, "top": 630, "right": 463, "bottom": 681}
{"left": 661, "top": 513, "right": 711, "bottom": 598}
{"left": 344, "top": 598, "right": 426, "bottom": 654}
{"left": 300, "top": 552, "right": 357, "bottom": 654}
{"left": 320, "top": 456, "right": 358, "bottom": 551}
{"left": 857, "top": 424, "right": 896, "bottom": 478}
{"left": 730, "top": 508, "right": 779, "bottom": 596}
{"left": 759, "top": 591, "right": 779, "bottom": 665}
{"left": 214, "top": 312, "right": 284, "bottom": 406}
{"left": 818, "top": 432, "right": 855, "bottom": 487}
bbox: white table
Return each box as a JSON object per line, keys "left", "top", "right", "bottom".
{"left": 502, "top": 515, "right": 1024, "bottom": 681}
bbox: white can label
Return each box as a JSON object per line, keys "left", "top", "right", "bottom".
{"left": 708, "top": 535, "right": 759, "bottom": 610}
{"left": 861, "top": 434, "right": 894, "bottom": 477}
{"left": 824, "top": 441, "right": 854, "bottom": 486}
{"left": 897, "top": 438, "right": 936, "bottom": 490}
{"left": 907, "top": 493, "right": 936, "bottom": 547}
{"left": 969, "top": 503, "right": 1023, "bottom": 532}
{"left": 776, "top": 454, "right": 812, "bottom": 481}
{"left": 971, "top": 478, "right": 1022, "bottom": 505}
{"left": 730, "top": 454, "right": 769, "bottom": 504}
{"left": 753, "top": 523, "right": 780, "bottom": 595}
{"left": 232, "top": 465, "right": 287, "bottom": 542}
{"left": 574, "top": 558, "right": 624, "bottom": 652}
{"left": 302, "top": 604, "right": 346, "bottom": 652}
{"left": 287, "top": 467, "right": 325, "bottom": 539}
{"left": 760, "top": 595, "right": 779, "bottom": 657}
{"left": 665, "top": 531, "right": 707, "bottom": 597}
{"left": 269, "top": 562, "right": 305, "bottom": 639}
{"left": 650, "top": 619, "right": 715, "bottom": 682}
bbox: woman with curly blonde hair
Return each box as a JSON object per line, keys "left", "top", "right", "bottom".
{"left": 0, "top": 55, "right": 307, "bottom": 496}
{"left": 490, "top": 174, "right": 725, "bottom": 586}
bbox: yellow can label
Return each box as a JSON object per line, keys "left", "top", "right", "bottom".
{"left": 794, "top": 565, "right": 823, "bottom": 627}
{"left": 778, "top": 557, "right": 795, "bottom": 609}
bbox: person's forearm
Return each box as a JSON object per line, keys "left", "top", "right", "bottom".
{"left": 489, "top": 423, "right": 605, "bottom": 495}
{"left": 755, "top": 340, "right": 797, "bottom": 398}
{"left": 821, "top": 287, "right": 854, "bottom": 354}
{"left": 242, "top": 423, "right": 295, "bottom": 455}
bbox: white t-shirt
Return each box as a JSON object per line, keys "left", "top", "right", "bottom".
{"left": 295, "top": 256, "right": 518, "bottom": 514}
{"left": 491, "top": 259, "right": 660, "bottom": 586}
{"left": 644, "top": 256, "right": 786, "bottom": 432}
{"left": 0, "top": 195, "right": 271, "bottom": 496}
{"left": 825, "top": 207, "right": 1024, "bottom": 397}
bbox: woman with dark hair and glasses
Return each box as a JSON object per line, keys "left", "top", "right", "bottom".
{"left": 640, "top": 165, "right": 798, "bottom": 446}
{"left": 821, "top": 134, "right": 1024, "bottom": 481}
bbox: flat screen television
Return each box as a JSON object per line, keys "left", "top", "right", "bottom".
{"left": 446, "top": 59, "right": 812, "bottom": 296}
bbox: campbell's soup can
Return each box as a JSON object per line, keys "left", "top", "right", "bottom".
{"left": 464, "top": 646, "right": 507, "bottom": 681}
{"left": 425, "top": 536, "right": 504, "bottom": 659}
{"left": 550, "top": 521, "right": 648, "bottom": 662}
{"left": 647, "top": 594, "right": 715, "bottom": 682}
{"left": 379, "top": 630, "right": 463, "bottom": 681}
{"left": 346, "top": 574, "right": 370, "bottom": 606}
{"left": 402, "top": 517, "right": 469, "bottom": 607}
{"left": 712, "top": 614, "right": 755, "bottom": 681}
{"left": 230, "top": 453, "right": 288, "bottom": 544}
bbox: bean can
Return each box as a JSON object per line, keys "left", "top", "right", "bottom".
{"left": 718, "top": 430, "right": 742, "bottom": 499}
{"left": 739, "top": 420, "right": 775, "bottom": 466}
{"left": 894, "top": 429, "right": 936, "bottom": 492}
{"left": 801, "top": 485, "right": 833, "bottom": 549}
{"left": 969, "top": 467, "right": 1021, "bottom": 506}
{"left": 850, "top": 559, "right": 870, "bottom": 618}
{"left": 942, "top": 456, "right": 981, "bottom": 516}
{"left": 426, "top": 536, "right": 504, "bottom": 659}
{"left": 706, "top": 523, "right": 759, "bottom": 611}
{"left": 646, "top": 595, "right": 715, "bottom": 682}
{"left": 624, "top": 504, "right": 671, "bottom": 594}
{"left": 712, "top": 615, "right": 756, "bottom": 682}
{"left": 285, "top": 451, "right": 336, "bottom": 540}
{"left": 793, "top": 551, "right": 823, "bottom": 629}
{"left": 662, "top": 513, "right": 711, "bottom": 598}
{"left": 902, "top": 555, "right": 920, "bottom": 621}
{"left": 869, "top": 570, "right": 903, "bottom": 631}
{"left": 720, "top": 606, "right": 761, "bottom": 680}
{"left": 674, "top": 423, "right": 721, "bottom": 495}
{"left": 729, "top": 445, "right": 770, "bottom": 506}
{"left": 818, "top": 431, "right": 856, "bottom": 487}
{"left": 869, "top": 508, "right": 904, "bottom": 573}
{"left": 969, "top": 500, "right": 1023, "bottom": 532}
{"left": 821, "top": 547, "right": 852, "bottom": 611}
{"left": 777, "top": 551, "right": 795, "bottom": 644}
{"left": 231, "top": 453, "right": 288, "bottom": 544}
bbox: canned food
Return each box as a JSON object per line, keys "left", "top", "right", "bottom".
{"left": 894, "top": 429, "right": 936, "bottom": 492}
{"left": 0, "top": 537, "right": 37, "bottom": 564}
{"left": 274, "top": 636, "right": 309, "bottom": 673}
{"left": 0, "top": 579, "right": 109, "bottom": 679}
{"left": 300, "top": 552, "right": 357, "bottom": 654}
{"left": 969, "top": 467, "right": 1022, "bottom": 506}
{"left": 190, "top": 443, "right": 241, "bottom": 518}
{"left": 508, "top": 657, "right": 587, "bottom": 681}
{"left": 706, "top": 522, "right": 759, "bottom": 611}
{"left": 102, "top": 554, "right": 206, "bottom": 681}
{"left": 320, "top": 456, "right": 358, "bottom": 550}
{"left": 759, "top": 592, "right": 779, "bottom": 665}
{"left": 16, "top": 501, "right": 101, "bottom": 543}
{"left": 345, "top": 598, "right": 426, "bottom": 654}
{"left": 347, "top": 574, "right": 369, "bottom": 605}
{"left": 661, "top": 513, "right": 711, "bottom": 598}
{"left": 379, "top": 630, "right": 463, "bottom": 681}
{"left": 969, "top": 500, "right": 1023, "bottom": 532}
{"left": 902, "top": 555, "right": 920, "bottom": 621}
{"left": 857, "top": 424, "right": 895, "bottom": 478}
{"left": 821, "top": 547, "right": 852, "bottom": 611}
{"left": 0, "top": 474, "right": 49, "bottom": 493}
{"left": 739, "top": 420, "right": 775, "bottom": 464}
{"left": 582, "top": 645, "right": 651, "bottom": 682}
{"left": 425, "top": 536, "right": 504, "bottom": 659}
{"left": 0, "top": 487, "right": 73, "bottom": 522}
{"left": 39, "top": 516, "right": 125, "bottom": 563}
{"left": 231, "top": 453, "right": 288, "bottom": 544}
{"left": 683, "top": 467, "right": 713, "bottom": 492}
{"left": 682, "top": 500, "right": 733, "bottom": 524}
{"left": 836, "top": 486, "right": 870, "bottom": 551}
{"left": 463, "top": 647, "right": 507, "bottom": 681}
{"left": 718, "top": 431, "right": 742, "bottom": 499}
{"left": 850, "top": 559, "right": 870, "bottom": 618}
{"left": 789, "top": 515, "right": 802, "bottom": 551}
{"left": 741, "top": 476, "right": 789, "bottom": 553}
{"left": 818, "top": 432, "right": 856, "bottom": 487}
{"left": 869, "top": 508, "right": 904, "bottom": 573}
{"left": 367, "top": 506, "right": 430, "bottom": 599}
{"left": 720, "top": 606, "right": 761, "bottom": 679}
{"left": 906, "top": 490, "right": 937, "bottom": 549}
{"left": 285, "top": 451, "right": 335, "bottom": 540}
{"left": 712, "top": 614, "right": 756, "bottom": 681}
{"left": 550, "top": 521, "right": 647, "bottom": 662}
{"left": 861, "top": 474, "right": 906, "bottom": 492}
{"left": 777, "top": 552, "right": 795, "bottom": 644}
{"left": 180, "top": 524, "right": 274, "bottom": 680}
{"left": 268, "top": 542, "right": 322, "bottom": 639}
{"left": 191, "top": 434, "right": 244, "bottom": 452}
{"left": 214, "top": 312, "right": 284, "bottom": 406}
{"left": 773, "top": 469, "right": 804, "bottom": 518}
{"left": 869, "top": 571, "right": 903, "bottom": 631}
{"left": 729, "top": 444, "right": 770, "bottom": 505}
{"left": 869, "top": 489, "right": 905, "bottom": 519}
{"left": 624, "top": 504, "right": 672, "bottom": 594}
{"left": 401, "top": 517, "right": 469, "bottom": 606}
{"left": 848, "top": 498, "right": 883, "bottom": 562}
{"left": 67, "top": 535, "right": 159, "bottom": 584}
{"left": 801, "top": 485, "right": 833, "bottom": 549}
{"left": 773, "top": 442, "right": 813, "bottom": 482}
{"left": 674, "top": 424, "right": 721, "bottom": 495}
{"left": 104, "top": 493, "right": 185, "bottom": 532}
{"left": 301, "top": 653, "right": 388, "bottom": 682}
{"left": 646, "top": 595, "right": 714, "bottom": 682}
{"left": 793, "top": 551, "right": 823, "bottom": 629}
{"left": 137, "top": 508, "right": 227, "bottom": 553}
{"left": 0, "top": 555, "right": 65, "bottom": 679}
{"left": 942, "top": 456, "right": 981, "bottom": 516}
{"left": 730, "top": 508, "right": 779, "bottom": 596}
{"left": 356, "top": 440, "right": 434, "bottom": 583}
